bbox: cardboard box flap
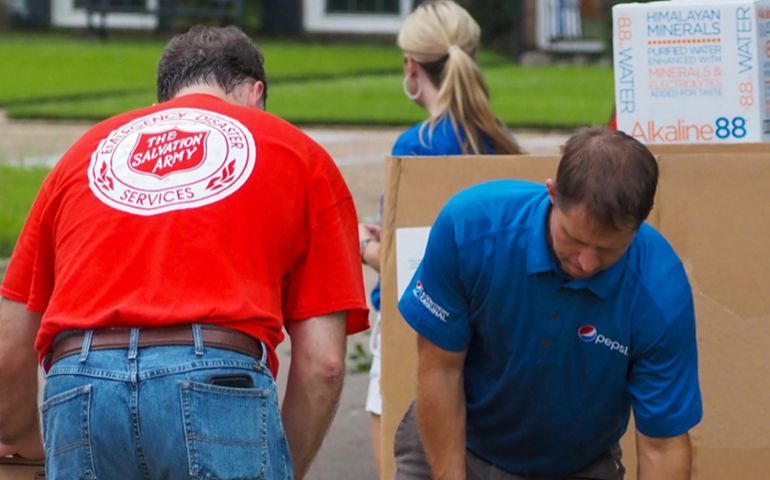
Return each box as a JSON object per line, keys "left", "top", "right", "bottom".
{"left": 658, "top": 152, "right": 770, "bottom": 317}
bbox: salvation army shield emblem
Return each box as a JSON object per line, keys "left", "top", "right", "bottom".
{"left": 128, "top": 129, "right": 210, "bottom": 178}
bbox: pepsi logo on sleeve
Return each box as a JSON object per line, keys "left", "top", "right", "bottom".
{"left": 88, "top": 108, "right": 256, "bottom": 216}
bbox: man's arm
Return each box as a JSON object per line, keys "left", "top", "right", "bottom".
{"left": 0, "top": 297, "right": 44, "bottom": 459}
{"left": 636, "top": 431, "right": 692, "bottom": 480}
{"left": 282, "top": 311, "right": 347, "bottom": 480}
{"left": 415, "top": 334, "right": 467, "bottom": 480}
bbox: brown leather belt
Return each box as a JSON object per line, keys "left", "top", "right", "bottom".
{"left": 49, "top": 324, "right": 262, "bottom": 366}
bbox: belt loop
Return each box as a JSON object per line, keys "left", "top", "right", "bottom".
{"left": 192, "top": 324, "right": 204, "bottom": 356}
{"left": 42, "top": 352, "right": 52, "bottom": 373}
{"left": 258, "top": 340, "right": 267, "bottom": 365}
{"left": 78, "top": 330, "right": 94, "bottom": 364}
{"left": 128, "top": 328, "right": 140, "bottom": 360}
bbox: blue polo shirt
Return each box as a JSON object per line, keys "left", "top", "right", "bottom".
{"left": 398, "top": 180, "right": 702, "bottom": 476}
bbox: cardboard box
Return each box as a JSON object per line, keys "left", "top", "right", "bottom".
{"left": 0, "top": 458, "right": 44, "bottom": 479}
{"left": 613, "top": 0, "right": 770, "bottom": 143}
{"left": 379, "top": 148, "right": 770, "bottom": 479}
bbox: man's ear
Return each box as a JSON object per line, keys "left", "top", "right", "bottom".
{"left": 249, "top": 80, "right": 265, "bottom": 110}
{"left": 545, "top": 178, "right": 557, "bottom": 205}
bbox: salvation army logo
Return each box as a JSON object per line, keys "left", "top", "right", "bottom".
{"left": 577, "top": 325, "right": 598, "bottom": 342}
{"left": 128, "top": 129, "right": 209, "bottom": 178}
{"left": 88, "top": 108, "right": 256, "bottom": 216}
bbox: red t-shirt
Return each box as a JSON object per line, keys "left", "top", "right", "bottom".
{"left": 0, "top": 93, "right": 369, "bottom": 375}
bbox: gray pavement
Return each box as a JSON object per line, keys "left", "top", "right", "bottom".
{"left": 0, "top": 113, "right": 570, "bottom": 479}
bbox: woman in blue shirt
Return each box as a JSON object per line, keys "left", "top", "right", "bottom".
{"left": 358, "top": 1, "right": 522, "bottom": 474}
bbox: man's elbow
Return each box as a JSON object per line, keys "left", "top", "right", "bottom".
{"left": 310, "top": 352, "right": 345, "bottom": 387}
{"left": 286, "top": 312, "right": 348, "bottom": 387}
{"left": 636, "top": 431, "right": 692, "bottom": 478}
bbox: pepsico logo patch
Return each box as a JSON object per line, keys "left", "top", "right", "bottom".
{"left": 88, "top": 108, "right": 256, "bottom": 216}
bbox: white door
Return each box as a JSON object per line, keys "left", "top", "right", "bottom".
{"left": 51, "top": 0, "right": 159, "bottom": 29}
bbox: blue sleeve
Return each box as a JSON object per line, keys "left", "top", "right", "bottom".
{"left": 371, "top": 281, "right": 381, "bottom": 311}
{"left": 628, "top": 261, "right": 703, "bottom": 437}
{"left": 397, "top": 204, "right": 472, "bottom": 351}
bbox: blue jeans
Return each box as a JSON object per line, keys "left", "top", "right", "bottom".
{"left": 42, "top": 326, "right": 293, "bottom": 480}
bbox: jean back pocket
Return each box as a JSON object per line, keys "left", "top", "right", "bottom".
{"left": 180, "top": 380, "right": 290, "bottom": 480}
{"left": 40, "top": 385, "right": 96, "bottom": 480}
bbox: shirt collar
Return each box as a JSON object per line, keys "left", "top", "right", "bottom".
{"left": 525, "top": 193, "right": 627, "bottom": 300}
{"left": 526, "top": 194, "right": 556, "bottom": 275}
{"left": 561, "top": 255, "right": 627, "bottom": 299}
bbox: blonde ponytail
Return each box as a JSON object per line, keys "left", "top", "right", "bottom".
{"left": 398, "top": 0, "right": 522, "bottom": 155}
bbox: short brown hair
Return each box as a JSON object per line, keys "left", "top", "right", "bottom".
{"left": 555, "top": 127, "right": 658, "bottom": 230}
{"left": 156, "top": 25, "right": 267, "bottom": 103}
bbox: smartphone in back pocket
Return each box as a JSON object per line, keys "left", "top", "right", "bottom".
{"left": 208, "top": 375, "right": 253, "bottom": 388}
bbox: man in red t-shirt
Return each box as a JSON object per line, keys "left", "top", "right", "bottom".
{"left": 0, "top": 26, "right": 368, "bottom": 480}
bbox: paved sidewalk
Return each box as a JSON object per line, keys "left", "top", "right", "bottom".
{"left": 0, "top": 115, "right": 570, "bottom": 479}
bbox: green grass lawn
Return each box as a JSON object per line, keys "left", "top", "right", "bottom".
{"left": 0, "top": 34, "right": 163, "bottom": 104}
{"left": 0, "top": 33, "right": 410, "bottom": 104}
{"left": 0, "top": 32, "right": 613, "bottom": 128}
{"left": 271, "top": 66, "right": 614, "bottom": 128}
{"left": 486, "top": 65, "right": 614, "bottom": 128}
{"left": 0, "top": 32, "right": 508, "bottom": 101}
{"left": 0, "top": 33, "right": 485, "bottom": 103}
{"left": 7, "top": 65, "right": 614, "bottom": 128}
{"left": 0, "top": 166, "right": 50, "bottom": 258}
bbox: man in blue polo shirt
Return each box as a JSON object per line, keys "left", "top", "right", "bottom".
{"left": 395, "top": 127, "right": 702, "bottom": 479}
